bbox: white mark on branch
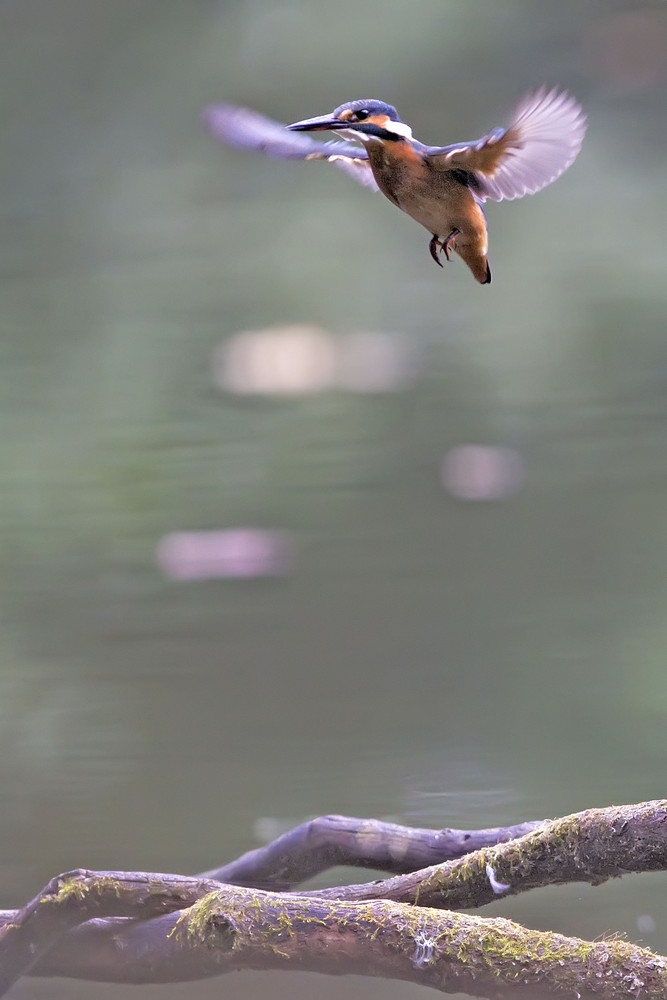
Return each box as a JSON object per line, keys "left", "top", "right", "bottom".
{"left": 486, "top": 862, "right": 510, "bottom": 894}
{"left": 412, "top": 931, "right": 438, "bottom": 967}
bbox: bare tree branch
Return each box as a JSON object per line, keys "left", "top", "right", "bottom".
{"left": 200, "top": 813, "right": 545, "bottom": 888}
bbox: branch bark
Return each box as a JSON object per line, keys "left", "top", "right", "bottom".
{"left": 308, "top": 799, "right": 667, "bottom": 907}
{"left": 0, "top": 870, "right": 221, "bottom": 995}
{"left": 2, "top": 875, "right": 667, "bottom": 998}
{"left": 1, "top": 800, "right": 666, "bottom": 998}
{"left": 199, "top": 813, "right": 545, "bottom": 888}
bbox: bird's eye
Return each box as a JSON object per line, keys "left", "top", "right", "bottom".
{"left": 354, "top": 109, "right": 370, "bottom": 121}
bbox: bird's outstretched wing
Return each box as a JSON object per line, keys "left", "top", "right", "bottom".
{"left": 425, "top": 88, "right": 586, "bottom": 202}
{"left": 203, "top": 104, "right": 380, "bottom": 191}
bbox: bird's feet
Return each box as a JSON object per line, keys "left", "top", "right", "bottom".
{"left": 429, "top": 229, "right": 460, "bottom": 267}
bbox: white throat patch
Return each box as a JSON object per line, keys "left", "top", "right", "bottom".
{"left": 337, "top": 120, "right": 414, "bottom": 144}
{"left": 384, "top": 119, "right": 413, "bottom": 140}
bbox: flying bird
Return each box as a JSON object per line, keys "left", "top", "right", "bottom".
{"left": 203, "top": 88, "right": 586, "bottom": 285}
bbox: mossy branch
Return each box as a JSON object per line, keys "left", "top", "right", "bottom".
{"left": 308, "top": 799, "right": 667, "bottom": 907}
{"left": 1, "top": 800, "right": 667, "bottom": 997}
{"left": 0, "top": 869, "right": 221, "bottom": 995}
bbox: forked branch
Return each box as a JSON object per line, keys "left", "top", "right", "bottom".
{"left": 1, "top": 800, "right": 666, "bottom": 998}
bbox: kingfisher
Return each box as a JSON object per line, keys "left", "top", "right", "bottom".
{"left": 204, "top": 88, "right": 585, "bottom": 285}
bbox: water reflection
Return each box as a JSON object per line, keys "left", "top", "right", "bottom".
{"left": 441, "top": 445, "right": 524, "bottom": 501}
{"left": 3, "top": 2, "right": 667, "bottom": 998}
{"left": 158, "top": 528, "right": 292, "bottom": 580}
{"left": 214, "top": 325, "right": 419, "bottom": 396}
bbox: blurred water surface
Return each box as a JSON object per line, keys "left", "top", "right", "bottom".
{"left": 2, "top": 2, "right": 667, "bottom": 998}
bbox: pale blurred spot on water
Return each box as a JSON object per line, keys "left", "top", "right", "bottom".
{"left": 441, "top": 445, "right": 524, "bottom": 501}
{"left": 157, "top": 529, "right": 292, "bottom": 580}
{"left": 637, "top": 914, "right": 657, "bottom": 936}
{"left": 214, "top": 325, "right": 419, "bottom": 396}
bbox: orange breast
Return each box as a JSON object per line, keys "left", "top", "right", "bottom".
{"left": 366, "top": 140, "right": 428, "bottom": 205}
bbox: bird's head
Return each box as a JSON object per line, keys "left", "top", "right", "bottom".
{"left": 288, "top": 99, "right": 412, "bottom": 142}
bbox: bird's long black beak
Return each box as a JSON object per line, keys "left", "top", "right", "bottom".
{"left": 288, "top": 114, "right": 347, "bottom": 132}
